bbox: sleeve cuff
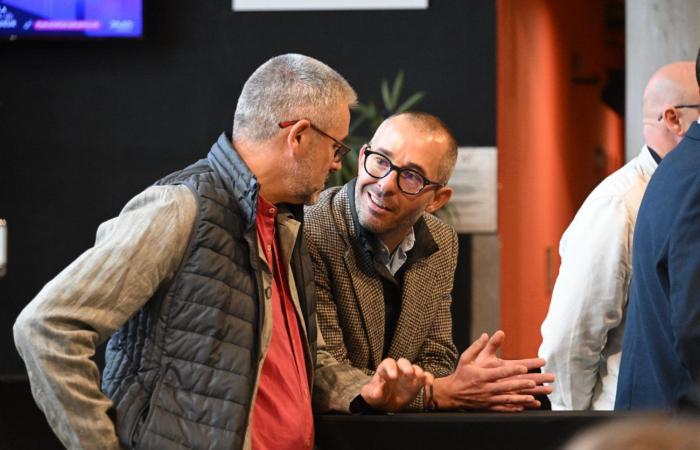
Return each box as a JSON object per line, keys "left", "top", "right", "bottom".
{"left": 349, "top": 395, "right": 381, "bottom": 414}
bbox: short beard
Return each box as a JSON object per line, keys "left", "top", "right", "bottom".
{"left": 284, "top": 154, "right": 325, "bottom": 205}
{"left": 354, "top": 183, "right": 423, "bottom": 238}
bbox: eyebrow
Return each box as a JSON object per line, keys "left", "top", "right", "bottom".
{"left": 374, "top": 147, "right": 429, "bottom": 176}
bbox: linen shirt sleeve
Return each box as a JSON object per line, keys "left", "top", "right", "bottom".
{"left": 13, "top": 184, "right": 196, "bottom": 450}
{"left": 539, "top": 195, "right": 631, "bottom": 410}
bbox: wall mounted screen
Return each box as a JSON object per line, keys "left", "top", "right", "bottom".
{"left": 0, "top": 0, "right": 142, "bottom": 39}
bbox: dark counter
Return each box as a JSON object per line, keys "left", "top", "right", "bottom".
{"left": 315, "top": 410, "right": 635, "bottom": 450}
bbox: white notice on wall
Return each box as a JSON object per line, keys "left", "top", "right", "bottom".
{"left": 233, "top": 0, "right": 428, "bottom": 11}
{"left": 438, "top": 147, "right": 497, "bottom": 234}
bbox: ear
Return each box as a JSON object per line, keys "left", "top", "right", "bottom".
{"left": 357, "top": 145, "right": 368, "bottom": 176}
{"left": 425, "top": 186, "right": 453, "bottom": 214}
{"left": 284, "top": 120, "right": 312, "bottom": 156}
{"left": 662, "top": 108, "right": 684, "bottom": 136}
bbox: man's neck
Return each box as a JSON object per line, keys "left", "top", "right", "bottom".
{"left": 234, "top": 137, "right": 288, "bottom": 204}
{"left": 377, "top": 229, "right": 412, "bottom": 255}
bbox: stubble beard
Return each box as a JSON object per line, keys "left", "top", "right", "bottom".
{"left": 284, "top": 155, "right": 327, "bottom": 206}
{"left": 355, "top": 183, "right": 425, "bottom": 240}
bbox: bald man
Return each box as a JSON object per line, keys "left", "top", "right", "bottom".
{"left": 311, "top": 112, "right": 551, "bottom": 413}
{"left": 539, "top": 60, "right": 700, "bottom": 410}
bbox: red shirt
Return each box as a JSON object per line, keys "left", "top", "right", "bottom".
{"left": 251, "top": 195, "right": 313, "bottom": 450}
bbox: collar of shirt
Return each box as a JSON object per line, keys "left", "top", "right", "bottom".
{"left": 256, "top": 195, "right": 278, "bottom": 265}
{"left": 647, "top": 145, "right": 662, "bottom": 165}
{"left": 374, "top": 228, "right": 416, "bottom": 276}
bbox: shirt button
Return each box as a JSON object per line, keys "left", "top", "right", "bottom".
{"left": 268, "top": 207, "right": 275, "bottom": 215}
{"left": 265, "top": 287, "right": 271, "bottom": 299}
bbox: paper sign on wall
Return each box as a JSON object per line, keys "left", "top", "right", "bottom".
{"left": 438, "top": 147, "right": 497, "bottom": 234}
{"left": 233, "top": 1, "right": 428, "bottom": 11}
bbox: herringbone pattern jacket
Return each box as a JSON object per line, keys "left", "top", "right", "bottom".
{"left": 307, "top": 182, "right": 458, "bottom": 412}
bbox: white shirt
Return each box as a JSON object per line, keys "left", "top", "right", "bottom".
{"left": 539, "top": 146, "right": 657, "bottom": 410}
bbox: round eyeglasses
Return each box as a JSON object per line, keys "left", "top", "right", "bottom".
{"left": 362, "top": 145, "right": 445, "bottom": 195}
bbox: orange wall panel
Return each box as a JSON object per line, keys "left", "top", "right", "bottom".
{"left": 497, "top": 0, "right": 623, "bottom": 358}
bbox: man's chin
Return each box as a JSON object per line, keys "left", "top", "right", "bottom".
{"left": 303, "top": 190, "right": 322, "bottom": 206}
{"left": 357, "top": 206, "right": 387, "bottom": 235}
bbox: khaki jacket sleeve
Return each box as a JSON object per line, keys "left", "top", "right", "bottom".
{"left": 13, "top": 185, "right": 196, "bottom": 449}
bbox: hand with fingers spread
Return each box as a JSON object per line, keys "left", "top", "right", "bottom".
{"left": 360, "top": 358, "right": 434, "bottom": 412}
{"left": 474, "top": 330, "right": 555, "bottom": 407}
{"left": 431, "top": 333, "right": 540, "bottom": 411}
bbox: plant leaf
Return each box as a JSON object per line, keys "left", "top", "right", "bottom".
{"left": 354, "top": 102, "right": 376, "bottom": 118}
{"left": 349, "top": 115, "right": 368, "bottom": 135}
{"left": 371, "top": 115, "right": 385, "bottom": 132}
{"left": 390, "top": 71, "right": 404, "bottom": 110}
{"left": 396, "top": 91, "right": 425, "bottom": 113}
{"left": 381, "top": 79, "right": 393, "bottom": 111}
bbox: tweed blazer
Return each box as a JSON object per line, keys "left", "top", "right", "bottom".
{"left": 307, "top": 181, "right": 458, "bottom": 412}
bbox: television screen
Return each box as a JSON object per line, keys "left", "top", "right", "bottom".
{"left": 0, "top": 0, "right": 142, "bottom": 39}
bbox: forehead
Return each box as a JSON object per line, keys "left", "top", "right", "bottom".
{"left": 371, "top": 117, "right": 446, "bottom": 176}
{"left": 325, "top": 102, "right": 351, "bottom": 137}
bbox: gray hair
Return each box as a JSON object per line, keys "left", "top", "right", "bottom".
{"left": 233, "top": 54, "right": 357, "bottom": 142}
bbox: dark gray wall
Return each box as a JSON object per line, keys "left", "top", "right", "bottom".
{"left": 0, "top": 0, "right": 495, "bottom": 374}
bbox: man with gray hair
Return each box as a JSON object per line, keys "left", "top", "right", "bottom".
{"left": 539, "top": 60, "right": 700, "bottom": 410}
{"left": 14, "top": 54, "right": 429, "bottom": 450}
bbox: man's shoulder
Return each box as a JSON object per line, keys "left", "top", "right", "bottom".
{"left": 422, "top": 213, "right": 457, "bottom": 250}
{"left": 637, "top": 137, "right": 700, "bottom": 236}
{"left": 651, "top": 135, "right": 700, "bottom": 183}
{"left": 306, "top": 186, "right": 344, "bottom": 225}
{"left": 590, "top": 153, "right": 653, "bottom": 203}
{"left": 120, "top": 184, "right": 196, "bottom": 218}
{"left": 568, "top": 154, "right": 651, "bottom": 226}
{"left": 642, "top": 137, "right": 700, "bottom": 213}
{"left": 304, "top": 185, "right": 350, "bottom": 244}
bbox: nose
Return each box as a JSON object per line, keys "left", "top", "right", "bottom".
{"left": 329, "top": 157, "right": 342, "bottom": 173}
{"left": 376, "top": 169, "right": 398, "bottom": 193}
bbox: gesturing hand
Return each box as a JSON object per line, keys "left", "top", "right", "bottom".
{"left": 360, "top": 358, "right": 434, "bottom": 412}
{"left": 432, "top": 333, "right": 538, "bottom": 411}
{"left": 475, "top": 330, "right": 555, "bottom": 406}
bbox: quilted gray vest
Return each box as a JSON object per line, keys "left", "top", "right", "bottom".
{"left": 102, "top": 134, "right": 317, "bottom": 450}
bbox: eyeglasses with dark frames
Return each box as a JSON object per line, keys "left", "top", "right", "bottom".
{"left": 362, "top": 145, "right": 445, "bottom": 195}
{"left": 657, "top": 104, "right": 700, "bottom": 121}
{"left": 278, "top": 120, "right": 352, "bottom": 162}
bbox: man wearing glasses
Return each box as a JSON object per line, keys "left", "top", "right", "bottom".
{"left": 14, "top": 54, "right": 429, "bottom": 450}
{"left": 309, "top": 112, "right": 552, "bottom": 412}
{"left": 540, "top": 60, "right": 700, "bottom": 411}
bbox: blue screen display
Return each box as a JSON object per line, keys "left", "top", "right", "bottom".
{"left": 0, "top": 0, "right": 142, "bottom": 39}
